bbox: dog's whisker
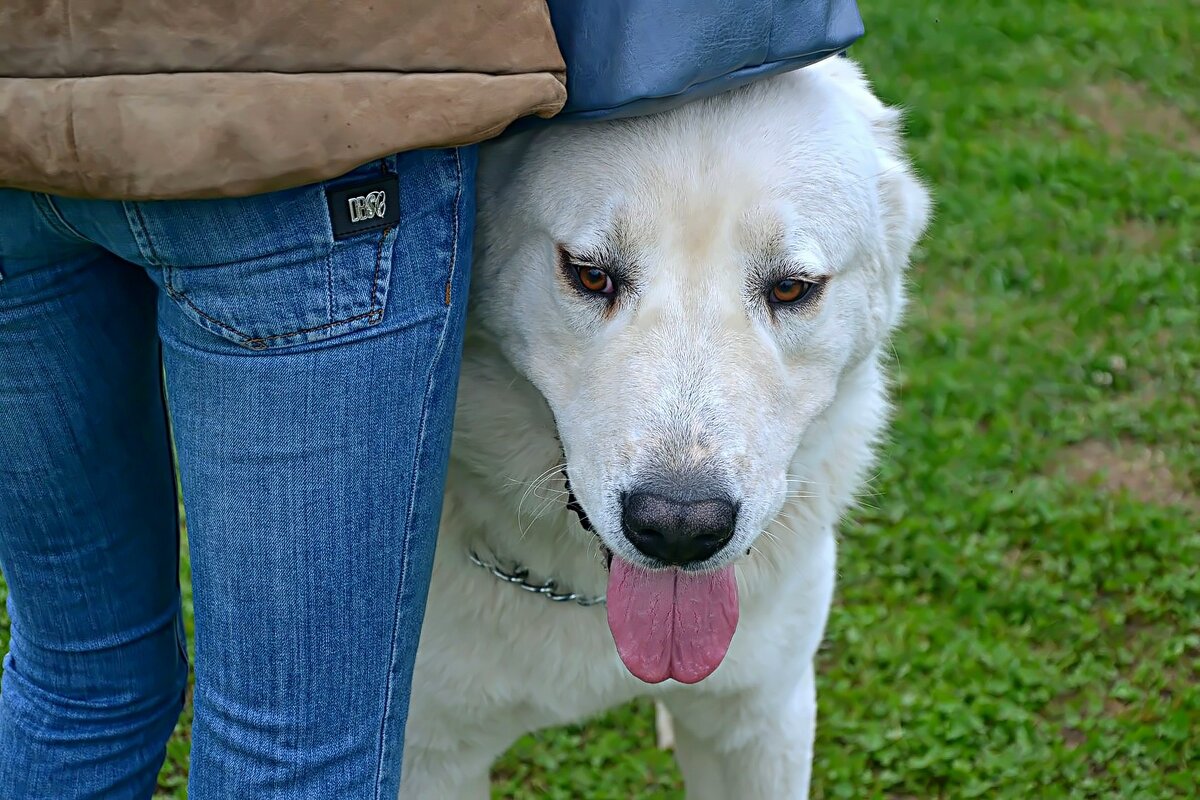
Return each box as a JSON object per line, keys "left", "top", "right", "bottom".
{"left": 783, "top": 476, "right": 834, "bottom": 488}
{"left": 524, "top": 486, "right": 571, "bottom": 533}
{"left": 747, "top": 540, "right": 785, "bottom": 577}
{"left": 519, "top": 496, "right": 558, "bottom": 540}
{"left": 760, "top": 523, "right": 785, "bottom": 542}
{"left": 518, "top": 461, "right": 569, "bottom": 486}
{"left": 768, "top": 515, "right": 806, "bottom": 540}
{"left": 516, "top": 462, "right": 568, "bottom": 522}
{"left": 504, "top": 462, "right": 566, "bottom": 491}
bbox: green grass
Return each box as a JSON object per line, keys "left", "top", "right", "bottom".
{"left": 2, "top": 0, "right": 1198, "bottom": 796}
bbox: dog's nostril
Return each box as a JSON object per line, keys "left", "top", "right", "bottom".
{"left": 621, "top": 492, "right": 737, "bottom": 566}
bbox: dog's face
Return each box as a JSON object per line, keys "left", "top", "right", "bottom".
{"left": 474, "top": 60, "right": 929, "bottom": 579}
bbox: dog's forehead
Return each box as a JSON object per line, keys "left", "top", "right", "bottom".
{"left": 519, "top": 80, "right": 881, "bottom": 275}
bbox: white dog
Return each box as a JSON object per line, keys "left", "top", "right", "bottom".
{"left": 402, "top": 56, "right": 930, "bottom": 798}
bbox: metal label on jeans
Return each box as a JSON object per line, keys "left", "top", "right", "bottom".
{"left": 325, "top": 175, "right": 401, "bottom": 239}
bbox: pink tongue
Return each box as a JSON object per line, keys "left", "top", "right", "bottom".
{"left": 605, "top": 558, "right": 739, "bottom": 684}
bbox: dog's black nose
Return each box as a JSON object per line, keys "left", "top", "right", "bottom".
{"left": 621, "top": 492, "right": 736, "bottom": 566}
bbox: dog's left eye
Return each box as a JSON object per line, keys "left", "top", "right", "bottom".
{"left": 769, "top": 278, "right": 818, "bottom": 305}
{"left": 576, "top": 265, "right": 616, "bottom": 295}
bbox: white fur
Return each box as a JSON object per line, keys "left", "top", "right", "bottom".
{"left": 401, "top": 57, "right": 930, "bottom": 798}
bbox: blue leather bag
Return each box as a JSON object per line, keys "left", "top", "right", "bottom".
{"left": 543, "top": 0, "right": 864, "bottom": 122}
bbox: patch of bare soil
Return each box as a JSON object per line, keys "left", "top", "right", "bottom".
{"left": 1057, "top": 439, "right": 1198, "bottom": 512}
{"left": 1067, "top": 79, "right": 1200, "bottom": 152}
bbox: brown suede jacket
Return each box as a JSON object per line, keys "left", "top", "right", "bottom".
{"left": 0, "top": 1, "right": 567, "bottom": 199}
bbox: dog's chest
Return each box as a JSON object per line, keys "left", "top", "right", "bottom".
{"left": 409, "top": 555, "right": 646, "bottom": 744}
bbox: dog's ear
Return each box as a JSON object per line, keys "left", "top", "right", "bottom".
{"left": 824, "top": 58, "right": 932, "bottom": 269}
{"left": 872, "top": 105, "right": 932, "bottom": 271}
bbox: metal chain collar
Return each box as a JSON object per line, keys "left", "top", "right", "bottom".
{"left": 466, "top": 457, "right": 606, "bottom": 607}
{"left": 467, "top": 549, "right": 606, "bottom": 607}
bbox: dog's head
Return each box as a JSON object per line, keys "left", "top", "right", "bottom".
{"left": 472, "top": 58, "right": 929, "bottom": 682}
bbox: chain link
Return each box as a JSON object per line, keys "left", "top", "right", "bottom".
{"left": 467, "top": 549, "right": 606, "bottom": 607}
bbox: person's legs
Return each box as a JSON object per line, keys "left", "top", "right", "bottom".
{"left": 0, "top": 191, "right": 187, "bottom": 799}
{"left": 59, "top": 148, "right": 477, "bottom": 797}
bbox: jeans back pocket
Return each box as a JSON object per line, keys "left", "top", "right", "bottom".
{"left": 126, "top": 161, "right": 398, "bottom": 350}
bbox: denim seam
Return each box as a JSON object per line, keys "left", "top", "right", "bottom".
{"left": 372, "top": 149, "right": 464, "bottom": 799}
{"left": 368, "top": 225, "right": 392, "bottom": 312}
{"left": 31, "top": 194, "right": 88, "bottom": 242}
{"left": 126, "top": 201, "right": 392, "bottom": 349}
{"left": 324, "top": 249, "right": 335, "bottom": 327}
{"left": 124, "top": 201, "right": 166, "bottom": 268}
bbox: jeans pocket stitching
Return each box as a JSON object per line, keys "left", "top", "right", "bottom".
{"left": 175, "top": 291, "right": 257, "bottom": 343}
{"left": 324, "top": 248, "right": 336, "bottom": 329}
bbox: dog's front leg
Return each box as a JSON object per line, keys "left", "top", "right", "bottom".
{"left": 664, "top": 664, "right": 817, "bottom": 800}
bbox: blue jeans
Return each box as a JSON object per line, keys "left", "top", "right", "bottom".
{"left": 0, "top": 148, "right": 476, "bottom": 799}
